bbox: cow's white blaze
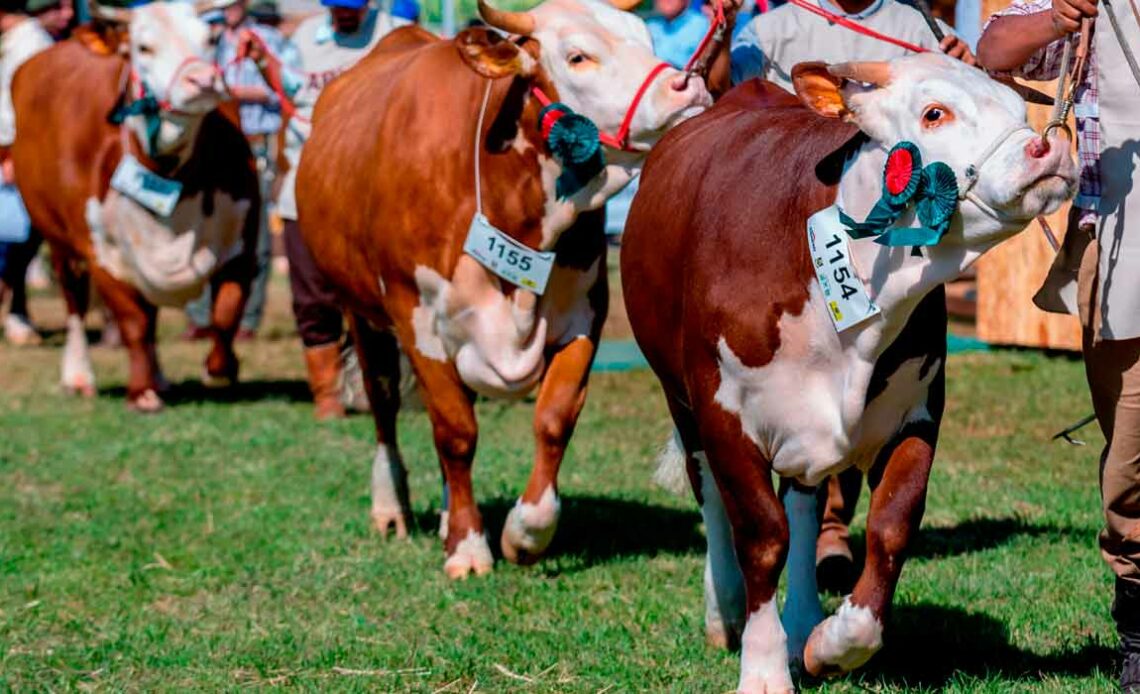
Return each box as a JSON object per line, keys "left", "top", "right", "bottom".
{"left": 781, "top": 486, "right": 824, "bottom": 662}
{"left": 698, "top": 455, "right": 746, "bottom": 649}
{"left": 739, "top": 600, "right": 794, "bottom": 694}
{"left": 806, "top": 598, "right": 883, "bottom": 672}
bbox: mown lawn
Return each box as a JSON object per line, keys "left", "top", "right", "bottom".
{"left": 0, "top": 281, "right": 1120, "bottom": 692}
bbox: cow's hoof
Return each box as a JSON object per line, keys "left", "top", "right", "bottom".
{"left": 802, "top": 599, "right": 883, "bottom": 678}
{"left": 443, "top": 530, "right": 494, "bottom": 580}
{"left": 371, "top": 509, "right": 409, "bottom": 539}
{"left": 127, "top": 389, "right": 164, "bottom": 413}
{"left": 500, "top": 487, "right": 560, "bottom": 565}
{"left": 62, "top": 378, "right": 96, "bottom": 398}
{"left": 201, "top": 368, "right": 235, "bottom": 389}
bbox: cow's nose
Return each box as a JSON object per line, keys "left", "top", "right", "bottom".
{"left": 1026, "top": 136, "right": 1050, "bottom": 159}
{"left": 669, "top": 73, "right": 692, "bottom": 92}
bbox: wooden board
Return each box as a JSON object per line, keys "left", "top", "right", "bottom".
{"left": 974, "top": 0, "right": 1082, "bottom": 350}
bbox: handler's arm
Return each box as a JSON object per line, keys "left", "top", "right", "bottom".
{"left": 977, "top": 0, "right": 1094, "bottom": 71}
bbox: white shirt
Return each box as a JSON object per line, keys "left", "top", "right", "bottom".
{"left": 0, "top": 17, "right": 53, "bottom": 146}
{"left": 277, "top": 8, "right": 408, "bottom": 220}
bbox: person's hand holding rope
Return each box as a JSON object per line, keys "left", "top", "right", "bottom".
{"left": 940, "top": 34, "right": 978, "bottom": 65}
{"left": 1052, "top": 0, "right": 1098, "bottom": 35}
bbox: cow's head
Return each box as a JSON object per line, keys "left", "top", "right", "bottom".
{"left": 793, "top": 53, "right": 1076, "bottom": 245}
{"left": 463, "top": 0, "right": 711, "bottom": 152}
{"left": 94, "top": 1, "right": 222, "bottom": 115}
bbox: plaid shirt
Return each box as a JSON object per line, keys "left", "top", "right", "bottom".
{"left": 987, "top": 0, "right": 1100, "bottom": 213}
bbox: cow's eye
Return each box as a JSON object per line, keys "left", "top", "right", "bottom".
{"left": 921, "top": 104, "right": 953, "bottom": 129}
{"left": 567, "top": 52, "right": 591, "bottom": 67}
{"left": 137, "top": 43, "right": 154, "bottom": 55}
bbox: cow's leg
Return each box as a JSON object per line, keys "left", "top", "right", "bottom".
{"left": 696, "top": 451, "right": 747, "bottom": 651}
{"left": 803, "top": 435, "right": 935, "bottom": 677}
{"left": 52, "top": 248, "right": 95, "bottom": 397}
{"left": 695, "top": 395, "right": 793, "bottom": 694}
{"left": 781, "top": 483, "right": 825, "bottom": 665}
{"left": 203, "top": 266, "right": 249, "bottom": 388}
{"left": 348, "top": 313, "right": 411, "bottom": 539}
{"left": 501, "top": 336, "right": 596, "bottom": 564}
{"left": 402, "top": 348, "right": 490, "bottom": 579}
{"left": 91, "top": 267, "right": 162, "bottom": 411}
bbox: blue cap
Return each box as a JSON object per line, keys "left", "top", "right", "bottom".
{"left": 391, "top": 0, "right": 418, "bottom": 19}
{"left": 321, "top": 0, "right": 367, "bottom": 8}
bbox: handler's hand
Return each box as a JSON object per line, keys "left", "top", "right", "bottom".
{"left": 1, "top": 158, "right": 14, "bottom": 186}
{"left": 1052, "top": 0, "right": 1097, "bottom": 35}
{"left": 940, "top": 35, "right": 978, "bottom": 66}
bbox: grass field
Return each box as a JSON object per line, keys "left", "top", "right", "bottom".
{"left": 0, "top": 278, "right": 1121, "bottom": 692}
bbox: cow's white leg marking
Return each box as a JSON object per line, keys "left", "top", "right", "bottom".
{"left": 443, "top": 529, "right": 494, "bottom": 580}
{"left": 60, "top": 314, "right": 96, "bottom": 397}
{"left": 370, "top": 443, "right": 410, "bottom": 539}
{"left": 804, "top": 597, "right": 884, "bottom": 674}
{"left": 501, "top": 485, "right": 561, "bottom": 562}
{"left": 781, "top": 485, "right": 825, "bottom": 664}
{"left": 738, "top": 599, "right": 794, "bottom": 694}
{"left": 698, "top": 454, "right": 746, "bottom": 649}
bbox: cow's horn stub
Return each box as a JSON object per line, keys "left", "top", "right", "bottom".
{"left": 610, "top": 0, "right": 642, "bottom": 11}
{"left": 477, "top": 0, "right": 536, "bottom": 35}
{"left": 90, "top": 1, "right": 132, "bottom": 24}
{"left": 828, "top": 61, "right": 891, "bottom": 87}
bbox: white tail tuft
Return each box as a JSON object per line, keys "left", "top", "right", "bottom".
{"left": 653, "top": 430, "right": 690, "bottom": 495}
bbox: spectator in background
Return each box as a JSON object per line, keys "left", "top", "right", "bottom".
{"left": 183, "top": 0, "right": 298, "bottom": 342}
{"left": 731, "top": 0, "right": 974, "bottom": 89}
{"left": 0, "top": 0, "right": 63, "bottom": 346}
{"left": 271, "top": 0, "right": 407, "bottom": 419}
{"left": 646, "top": 0, "right": 710, "bottom": 69}
{"left": 248, "top": 0, "right": 281, "bottom": 27}
{"left": 391, "top": 0, "right": 419, "bottom": 23}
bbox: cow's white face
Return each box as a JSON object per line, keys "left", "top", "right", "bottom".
{"left": 129, "top": 3, "right": 221, "bottom": 114}
{"left": 480, "top": 0, "right": 711, "bottom": 151}
{"left": 796, "top": 53, "right": 1076, "bottom": 245}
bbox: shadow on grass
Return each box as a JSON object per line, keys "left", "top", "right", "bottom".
{"left": 910, "top": 516, "right": 1089, "bottom": 559}
{"left": 832, "top": 601, "right": 1114, "bottom": 689}
{"left": 100, "top": 379, "right": 313, "bottom": 406}
{"left": 457, "top": 494, "right": 703, "bottom": 571}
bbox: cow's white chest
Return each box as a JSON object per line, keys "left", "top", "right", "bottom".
{"left": 714, "top": 284, "right": 939, "bottom": 485}
{"left": 85, "top": 190, "right": 249, "bottom": 307}
{"left": 410, "top": 256, "right": 599, "bottom": 399}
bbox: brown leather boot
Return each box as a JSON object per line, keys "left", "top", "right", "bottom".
{"left": 304, "top": 343, "right": 346, "bottom": 421}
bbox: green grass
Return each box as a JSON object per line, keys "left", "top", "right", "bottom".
{"left": 0, "top": 283, "right": 1120, "bottom": 691}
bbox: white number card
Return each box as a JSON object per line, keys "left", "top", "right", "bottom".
{"left": 463, "top": 213, "right": 556, "bottom": 295}
{"left": 807, "top": 205, "right": 881, "bottom": 332}
{"left": 110, "top": 154, "right": 182, "bottom": 218}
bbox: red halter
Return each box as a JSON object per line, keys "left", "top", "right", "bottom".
{"left": 530, "top": 60, "right": 672, "bottom": 152}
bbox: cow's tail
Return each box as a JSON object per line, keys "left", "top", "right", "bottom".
{"left": 653, "top": 430, "right": 690, "bottom": 495}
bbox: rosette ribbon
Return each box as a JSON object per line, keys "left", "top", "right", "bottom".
{"left": 538, "top": 102, "right": 605, "bottom": 199}
{"left": 839, "top": 141, "right": 960, "bottom": 247}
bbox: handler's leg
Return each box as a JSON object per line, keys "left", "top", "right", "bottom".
{"left": 284, "top": 218, "right": 345, "bottom": 419}
{"left": 804, "top": 429, "right": 936, "bottom": 677}
{"left": 817, "top": 468, "right": 862, "bottom": 594}
{"left": 1084, "top": 332, "right": 1140, "bottom": 692}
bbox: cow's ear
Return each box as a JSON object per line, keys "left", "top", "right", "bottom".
{"left": 456, "top": 28, "right": 536, "bottom": 80}
{"left": 792, "top": 62, "right": 850, "bottom": 120}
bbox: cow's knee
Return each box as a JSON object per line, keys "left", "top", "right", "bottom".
{"left": 803, "top": 598, "right": 884, "bottom": 677}
{"left": 60, "top": 314, "right": 95, "bottom": 397}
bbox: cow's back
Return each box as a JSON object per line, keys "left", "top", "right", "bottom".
{"left": 297, "top": 26, "right": 548, "bottom": 319}
{"left": 623, "top": 80, "right": 861, "bottom": 397}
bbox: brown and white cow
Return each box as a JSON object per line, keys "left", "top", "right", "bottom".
{"left": 11, "top": 2, "right": 259, "bottom": 411}
{"left": 622, "top": 55, "right": 1075, "bottom": 690}
{"left": 295, "top": 0, "right": 716, "bottom": 577}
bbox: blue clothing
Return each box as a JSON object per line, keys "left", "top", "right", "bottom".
{"left": 646, "top": 8, "right": 710, "bottom": 69}
{"left": 216, "top": 22, "right": 300, "bottom": 137}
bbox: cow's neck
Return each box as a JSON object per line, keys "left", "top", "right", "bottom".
{"left": 126, "top": 112, "right": 203, "bottom": 173}
{"left": 838, "top": 141, "right": 1010, "bottom": 354}
{"left": 539, "top": 150, "right": 642, "bottom": 249}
